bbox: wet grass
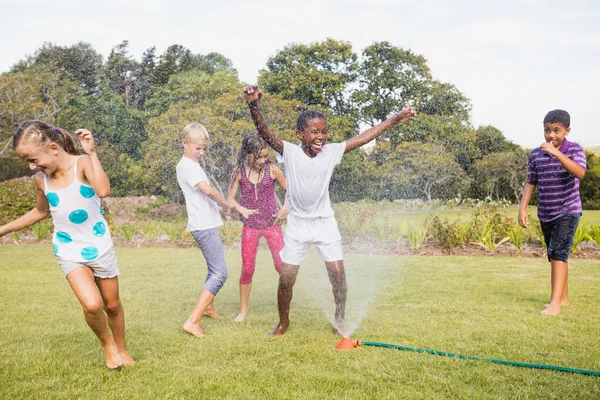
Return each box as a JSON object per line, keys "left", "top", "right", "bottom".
{"left": 1, "top": 244, "right": 600, "bottom": 399}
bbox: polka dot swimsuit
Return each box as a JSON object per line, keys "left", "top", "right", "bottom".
{"left": 45, "top": 157, "right": 113, "bottom": 262}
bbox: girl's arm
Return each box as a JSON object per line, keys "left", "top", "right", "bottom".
{"left": 198, "top": 181, "right": 258, "bottom": 219}
{"left": 518, "top": 182, "right": 536, "bottom": 229}
{"left": 0, "top": 174, "right": 50, "bottom": 237}
{"left": 271, "top": 164, "right": 289, "bottom": 225}
{"left": 76, "top": 129, "right": 111, "bottom": 198}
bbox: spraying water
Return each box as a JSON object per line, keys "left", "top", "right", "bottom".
{"left": 297, "top": 251, "right": 389, "bottom": 338}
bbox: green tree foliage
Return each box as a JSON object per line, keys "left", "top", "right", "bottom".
{"left": 581, "top": 151, "right": 600, "bottom": 209}
{"left": 370, "top": 141, "right": 470, "bottom": 201}
{"left": 468, "top": 149, "right": 528, "bottom": 202}
{"left": 131, "top": 46, "right": 157, "bottom": 109}
{"left": 475, "top": 125, "right": 517, "bottom": 156}
{"left": 0, "top": 68, "right": 82, "bottom": 154}
{"left": 12, "top": 42, "right": 103, "bottom": 94}
{"left": 106, "top": 41, "right": 139, "bottom": 105}
{"left": 258, "top": 38, "right": 358, "bottom": 114}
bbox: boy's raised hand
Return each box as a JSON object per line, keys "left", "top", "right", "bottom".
{"left": 395, "top": 107, "right": 417, "bottom": 122}
{"left": 243, "top": 85, "right": 262, "bottom": 103}
{"left": 74, "top": 129, "right": 96, "bottom": 154}
{"left": 540, "top": 141, "right": 560, "bottom": 157}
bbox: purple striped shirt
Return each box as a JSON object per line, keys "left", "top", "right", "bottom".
{"left": 527, "top": 139, "right": 586, "bottom": 222}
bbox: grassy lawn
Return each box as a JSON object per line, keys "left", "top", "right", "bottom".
{"left": 1, "top": 244, "right": 600, "bottom": 399}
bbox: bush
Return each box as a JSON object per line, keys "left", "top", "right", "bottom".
{"left": 0, "top": 157, "right": 31, "bottom": 181}
{"left": 0, "top": 178, "right": 36, "bottom": 225}
{"left": 429, "top": 216, "right": 469, "bottom": 248}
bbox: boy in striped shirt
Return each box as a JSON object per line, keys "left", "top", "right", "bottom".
{"left": 518, "top": 109, "right": 586, "bottom": 316}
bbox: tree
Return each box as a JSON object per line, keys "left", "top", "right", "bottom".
{"left": 106, "top": 41, "right": 139, "bottom": 105}
{"left": 12, "top": 42, "right": 104, "bottom": 94}
{"left": 468, "top": 149, "right": 528, "bottom": 202}
{"left": 475, "top": 125, "right": 517, "bottom": 157}
{"left": 351, "top": 41, "right": 432, "bottom": 126}
{"left": 131, "top": 46, "right": 156, "bottom": 109}
{"left": 152, "top": 45, "right": 194, "bottom": 86}
{"left": 370, "top": 141, "right": 470, "bottom": 201}
{"left": 258, "top": 38, "right": 358, "bottom": 115}
{"left": 0, "top": 68, "right": 82, "bottom": 154}
{"left": 581, "top": 151, "right": 600, "bottom": 209}
{"left": 191, "top": 52, "right": 238, "bottom": 76}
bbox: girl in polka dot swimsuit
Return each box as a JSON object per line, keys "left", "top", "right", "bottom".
{"left": 0, "top": 120, "right": 134, "bottom": 369}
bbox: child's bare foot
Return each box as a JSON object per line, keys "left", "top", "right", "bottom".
{"left": 545, "top": 301, "right": 569, "bottom": 307}
{"left": 540, "top": 305, "right": 561, "bottom": 316}
{"left": 101, "top": 339, "right": 124, "bottom": 369}
{"left": 203, "top": 307, "right": 221, "bottom": 319}
{"left": 234, "top": 312, "right": 247, "bottom": 322}
{"left": 269, "top": 323, "right": 288, "bottom": 336}
{"left": 182, "top": 321, "right": 206, "bottom": 337}
{"left": 119, "top": 350, "right": 136, "bottom": 366}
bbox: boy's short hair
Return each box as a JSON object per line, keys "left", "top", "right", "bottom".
{"left": 296, "top": 110, "right": 327, "bottom": 131}
{"left": 182, "top": 122, "right": 210, "bottom": 144}
{"left": 543, "top": 109, "right": 570, "bottom": 128}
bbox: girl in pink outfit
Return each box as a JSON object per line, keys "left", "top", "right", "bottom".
{"left": 228, "top": 132, "right": 288, "bottom": 322}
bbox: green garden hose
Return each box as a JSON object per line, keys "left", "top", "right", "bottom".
{"left": 361, "top": 341, "right": 600, "bottom": 377}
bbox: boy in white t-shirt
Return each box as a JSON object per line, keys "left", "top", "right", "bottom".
{"left": 176, "top": 122, "right": 254, "bottom": 337}
{"left": 243, "top": 85, "right": 417, "bottom": 336}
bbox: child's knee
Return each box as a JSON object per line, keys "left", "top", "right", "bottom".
{"left": 82, "top": 299, "right": 105, "bottom": 315}
{"left": 104, "top": 299, "right": 122, "bottom": 316}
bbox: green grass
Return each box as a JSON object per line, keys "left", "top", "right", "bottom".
{"left": 1, "top": 245, "right": 600, "bottom": 399}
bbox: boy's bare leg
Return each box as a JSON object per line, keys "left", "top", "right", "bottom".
{"left": 545, "top": 271, "right": 569, "bottom": 307}
{"left": 235, "top": 283, "right": 252, "bottom": 322}
{"left": 183, "top": 289, "right": 214, "bottom": 337}
{"left": 541, "top": 260, "right": 568, "bottom": 315}
{"left": 203, "top": 299, "right": 221, "bottom": 319}
{"left": 97, "top": 277, "right": 135, "bottom": 366}
{"left": 67, "top": 267, "right": 123, "bottom": 369}
{"left": 325, "top": 260, "right": 347, "bottom": 334}
{"left": 270, "top": 263, "right": 300, "bottom": 336}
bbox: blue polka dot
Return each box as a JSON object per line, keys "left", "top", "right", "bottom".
{"left": 80, "top": 186, "right": 95, "bottom": 198}
{"left": 100, "top": 206, "right": 103, "bottom": 215}
{"left": 47, "top": 192, "right": 59, "bottom": 207}
{"left": 69, "top": 210, "right": 88, "bottom": 224}
{"left": 52, "top": 243, "right": 58, "bottom": 255}
{"left": 93, "top": 222, "right": 107, "bottom": 237}
{"left": 81, "top": 246, "right": 99, "bottom": 260}
{"left": 56, "top": 231, "right": 72, "bottom": 243}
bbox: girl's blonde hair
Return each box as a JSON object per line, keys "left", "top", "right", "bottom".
{"left": 13, "top": 120, "right": 81, "bottom": 155}
{"left": 182, "top": 122, "right": 210, "bottom": 145}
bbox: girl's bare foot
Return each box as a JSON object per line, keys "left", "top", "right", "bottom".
{"left": 234, "top": 312, "right": 247, "bottom": 322}
{"left": 269, "top": 323, "right": 288, "bottom": 336}
{"left": 119, "top": 350, "right": 136, "bottom": 366}
{"left": 182, "top": 321, "right": 206, "bottom": 337}
{"left": 101, "top": 339, "right": 124, "bottom": 369}
{"left": 540, "top": 306, "right": 561, "bottom": 316}
{"left": 203, "top": 308, "right": 221, "bottom": 319}
{"left": 545, "top": 301, "right": 568, "bottom": 307}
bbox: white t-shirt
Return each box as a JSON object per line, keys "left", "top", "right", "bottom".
{"left": 176, "top": 156, "right": 223, "bottom": 231}
{"left": 277, "top": 140, "right": 346, "bottom": 219}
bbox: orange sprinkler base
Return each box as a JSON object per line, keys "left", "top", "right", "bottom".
{"left": 334, "top": 338, "right": 363, "bottom": 350}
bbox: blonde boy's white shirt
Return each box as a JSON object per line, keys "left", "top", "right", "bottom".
{"left": 277, "top": 141, "right": 346, "bottom": 219}
{"left": 176, "top": 157, "right": 223, "bottom": 231}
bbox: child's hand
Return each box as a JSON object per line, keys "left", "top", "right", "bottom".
{"left": 540, "top": 141, "right": 560, "bottom": 157}
{"left": 237, "top": 205, "right": 259, "bottom": 219}
{"left": 74, "top": 129, "right": 96, "bottom": 154}
{"left": 243, "top": 85, "right": 262, "bottom": 103}
{"left": 272, "top": 206, "right": 288, "bottom": 225}
{"left": 518, "top": 209, "right": 529, "bottom": 229}
{"left": 396, "top": 107, "right": 417, "bottom": 122}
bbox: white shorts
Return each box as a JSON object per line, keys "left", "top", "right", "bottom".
{"left": 56, "top": 247, "right": 121, "bottom": 279}
{"left": 280, "top": 215, "right": 343, "bottom": 265}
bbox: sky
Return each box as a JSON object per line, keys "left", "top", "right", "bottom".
{"left": 2, "top": 0, "right": 599, "bottom": 149}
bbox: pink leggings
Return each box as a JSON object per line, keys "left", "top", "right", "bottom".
{"left": 240, "top": 225, "right": 284, "bottom": 284}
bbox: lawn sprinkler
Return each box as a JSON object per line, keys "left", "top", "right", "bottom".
{"left": 334, "top": 337, "right": 362, "bottom": 351}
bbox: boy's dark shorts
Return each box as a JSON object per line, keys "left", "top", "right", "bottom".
{"left": 540, "top": 213, "right": 581, "bottom": 262}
